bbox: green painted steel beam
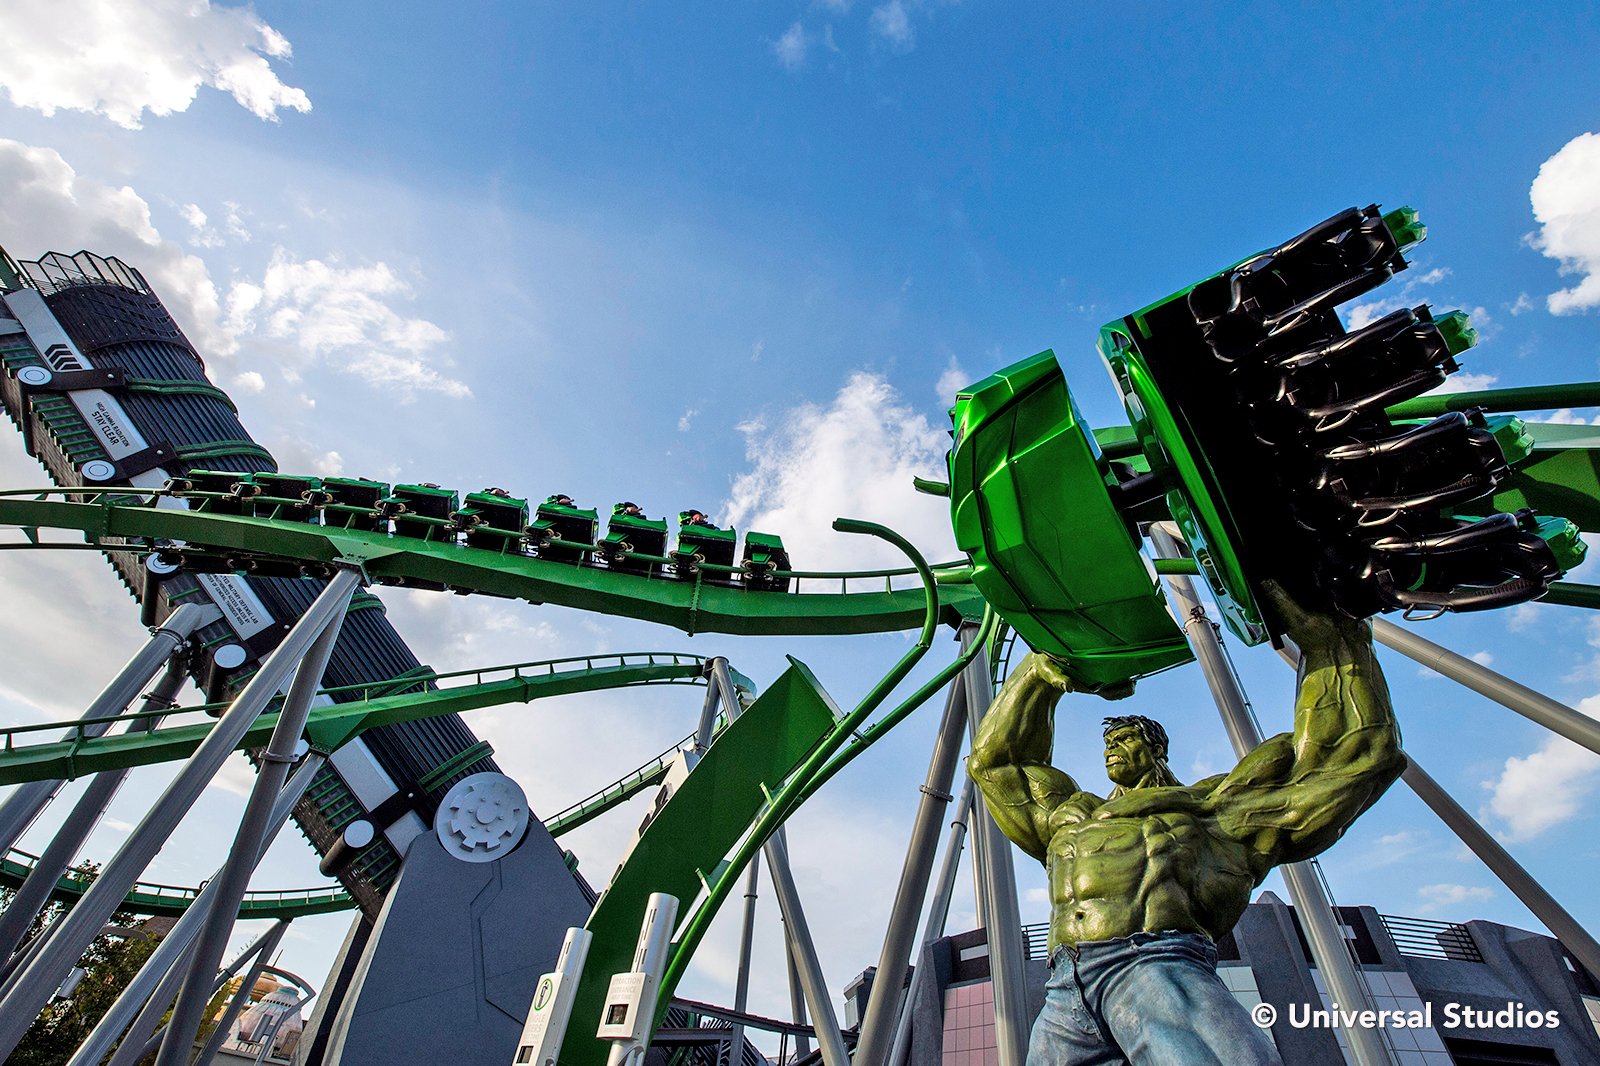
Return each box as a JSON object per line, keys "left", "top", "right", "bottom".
{"left": 562, "top": 659, "right": 840, "bottom": 1066}
{"left": 1542, "top": 582, "right": 1600, "bottom": 610}
{"left": 1385, "top": 381, "right": 1600, "bottom": 420}
{"left": 0, "top": 496, "right": 985, "bottom": 635}
{"left": 0, "top": 657, "right": 705, "bottom": 786}
{"left": 1, "top": 848, "right": 354, "bottom": 920}
{"left": 1462, "top": 421, "right": 1600, "bottom": 533}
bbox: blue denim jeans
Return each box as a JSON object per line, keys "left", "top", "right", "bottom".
{"left": 1027, "top": 931, "right": 1282, "bottom": 1065}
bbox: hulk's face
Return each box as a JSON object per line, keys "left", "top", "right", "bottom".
{"left": 1104, "top": 724, "right": 1159, "bottom": 788}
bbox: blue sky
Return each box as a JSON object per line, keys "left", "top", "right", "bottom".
{"left": 0, "top": 0, "right": 1598, "bottom": 1048}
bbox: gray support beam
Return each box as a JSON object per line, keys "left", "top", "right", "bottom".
{"left": 1401, "top": 756, "right": 1600, "bottom": 980}
{"left": 854, "top": 668, "right": 970, "bottom": 1066}
{"left": 888, "top": 778, "right": 975, "bottom": 1066}
{"left": 0, "top": 572, "right": 357, "bottom": 1062}
{"left": 961, "top": 626, "right": 1030, "bottom": 1066}
{"left": 1374, "top": 618, "right": 1600, "bottom": 756}
{"left": 0, "top": 602, "right": 218, "bottom": 855}
{"left": 1151, "top": 526, "right": 1396, "bottom": 1066}
{"left": 763, "top": 831, "right": 849, "bottom": 1066}
{"left": 728, "top": 855, "right": 759, "bottom": 1066}
{"left": 0, "top": 657, "right": 191, "bottom": 965}
{"left": 65, "top": 752, "right": 325, "bottom": 1066}
{"left": 787, "top": 948, "right": 810, "bottom": 1060}
{"left": 193, "top": 919, "right": 291, "bottom": 1066}
{"left": 693, "top": 664, "right": 722, "bottom": 753}
{"left": 155, "top": 582, "right": 353, "bottom": 1066}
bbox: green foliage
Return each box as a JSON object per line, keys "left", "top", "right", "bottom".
{"left": 3, "top": 863, "right": 162, "bottom": 1066}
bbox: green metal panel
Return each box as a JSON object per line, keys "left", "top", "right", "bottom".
{"left": 947, "top": 350, "right": 1192, "bottom": 691}
{"left": 563, "top": 659, "right": 839, "bottom": 1066}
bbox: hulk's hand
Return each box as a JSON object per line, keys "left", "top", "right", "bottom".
{"left": 1032, "top": 653, "right": 1135, "bottom": 701}
{"left": 1262, "top": 579, "right": 1369, "bottom": 650}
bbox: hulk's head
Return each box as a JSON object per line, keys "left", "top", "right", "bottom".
{"left": 1102, "top": 715, "right": 1182, "bottom": 795}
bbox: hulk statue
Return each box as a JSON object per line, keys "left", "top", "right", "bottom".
{"left": 969, "top": 584, "right": 1405, "bottom": 1065}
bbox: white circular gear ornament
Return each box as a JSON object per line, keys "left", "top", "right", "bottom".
{"left": 434, "top": 772, "right": 530, "bottom": 863}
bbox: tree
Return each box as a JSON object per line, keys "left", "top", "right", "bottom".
{"left": 2, "top": 862, "right": 162, "bottom": 1066}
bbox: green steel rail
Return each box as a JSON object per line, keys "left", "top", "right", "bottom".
{"left": 0, "top": 491, "right": 985, "bottom": 637}
{"left": 542, "top": 727, "right": 701, "bottom": 837}
{"left": 0, "top": 847, "right": 354, "bottom": 920}
{"left": 0, "top": 652, "right": 709, "bottom": 786}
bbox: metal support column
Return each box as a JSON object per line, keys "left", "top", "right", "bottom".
{"left": 854, "top": 669, "right": 971, "bottom": 1066}
{"left": 727, "top": 856, "right": 760, "bottom": 1066}
{"left": 0, "top": 571, "right": 357, "bottom": 1062}
{"left": 0, "top": 602, "right": 218, "bottom": 855}
{"left": 888, "top": 778, "right": 976, "bottom": 1066}
{"left": 66, "top": 753, "right": 325, "bottom": 1066}
{"left": 961, "top": 625, "right": 1030, "bottom": 1066}
{"left": 1151, "top": 526, "right": 1396, "bottom": 1066}
{"left": 0, "top": 657, "right": 190, "bottom": 965}
{"left": 1374, "top": 618, "right": 1600, "bottom": 756}
{"left": 693, "top": 662, "right": 723, "bottom": 753}
{"left": 192, "top": 919, "right": 291, "bottom": 1066}
{"left": 787, "top": 948, "right": 810, "bottom": 1060}
{"left": 763, "top": 831, "right": 848, "bottom": 1066}
{"left": 1402, "top": 756, "right": 1600, "bottom": 979}
{"left": 155, "top": 580, "right": 354, "bottom": 1066}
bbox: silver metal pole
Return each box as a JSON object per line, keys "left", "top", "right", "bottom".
{"left": 694, "top": 664, "right": 722, "bottom": 753}
{"left": 728, "top": 854, "right": 759, "bottom": 1066}
{"left": 0, "top": 657, "right": 191, "bottom": 965}
{"left": 786, "top": 947, "right": 810, "bottom": 1060}
{"left": 1373, "top": 618, "right": 1600, "bottom": 756}
{"left": 961, "top": 626, "right": 1030, "bottom": 1066}
{"left": 108, "top": 916, "right": 289, "bottom": 1066}
{"left": 65, "top": 752, "right": 325, "bottom": 1066}
{"left": 1401, "top": 756, "right": 1600, "bottom": 978}
{"left": 888, "top": 779, "right": 976, "bottom": 1066}
{"left": 155, "top": 587, "right": 352, "bottom": 1066}
{"left": 0, "top": 572, "right": 356, "bottom": 1061}
{"left": 854, "top": 669, "right": 970, "bottom": 1066}
{"left": 1150, "top": 526, "right": 1396, "bottom": 1066}
{"left": 192, "top": 919, "right": 291, "bottom": 1066}
{"left": 762, "top": 831, "right": 849, "bottom": 1066}
{"left": 0, "top": 602, "right": 218, "bottom": 855}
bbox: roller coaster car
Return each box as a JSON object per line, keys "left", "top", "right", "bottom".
{"left": 321, "top": 477, "right": 390, "bottom": 531}
{"left": 602, "top": 507, "right": 669, "bottom": 577}
{"left": 741, "top": 531, "right": 790, "bottom": 592}
{"left": 947, "top": 351, "right": 1194, "bottom": 693}
{"left": 671, "top": 519, "right": 739, "bottom": 587}
{"left": 1102, "top": 203, "right": 1583, "bottom": 640}
{"left": 452, "top": 491, "right": 529, "bottom": 552}
{"left": 529, "top": 498, "right": 598, "bottom": 564}
{"left": 249, "top": 473, "right": 327, "bottom": 523}
{"left": 167, "top": 468, "right": 254, "bottom": 516}
{"left": 380, "top": 484, "right": 459, "bottom": 543}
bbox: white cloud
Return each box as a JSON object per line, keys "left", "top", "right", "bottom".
{"left": 1470, "top": 650, "right": 1494, "bottom": 667}
{"left": 935, "top": 356, "right": 969, "bottom": 404}
{"left": 0, "top": 140, "right": 231, "bottom": 357}
{"left": 1509, "top": 293, "right": 1535, "bottom": 315}
{"left": 1482, "top": 693, "right": 1600, "bottom": 840}
{"left": 1508, "top": 602, "right": 1541, "bottom": 632}
{"left": 0, "top": 0, "right": 311, "bottom": 129}
{"left": 1416, "top": 882, "right": 1494, "bottom": 914}
{"left": 1529, "top": 131, "right": 1600, "bottom": 314}
{"left": 226, "top": 249, "right": 469, "bottom": 399}
{"left": 870, "top": 1, "right": 915, "bottom": 51}
{"left": 773, "top": 22, "right": 810, "bottom": 70}
{"left": 234, "top": 370, "right": 266, "bottom": 394}
{"left": 678, "top": 407, "right": 699, "bottom": 432}
{"left": 722, "top": 371, "right": 957, "bottom": 570}
{"left": 1430, "top": 370, "right": 1499, "bottom": 394}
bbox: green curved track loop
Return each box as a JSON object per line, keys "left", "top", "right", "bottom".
{"left": 1, "top": 847, "right": 354, "bottom": 919}
{"left": 0, "top": 653, "right": 710, "bottom": 786}
{"left": 0, "top": 493, "right": 986, "bottom": 635}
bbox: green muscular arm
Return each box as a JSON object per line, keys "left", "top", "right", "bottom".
{"left": 968, "top": 653, "right": 1087, "bottom": 862}
{"left": 1210, "top": 584, "right": 1406, "bottom": 872}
